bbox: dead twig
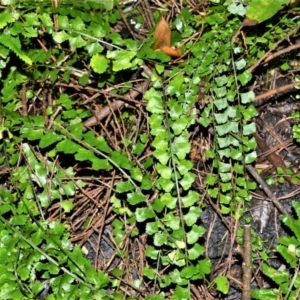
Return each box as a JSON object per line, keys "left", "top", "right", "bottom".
{"left": 247, "top": 25, "right": 300, "bottom": 73}
{"left": 253, "top": 132, "right": 296, "bottom": 185}
{"left": 246, "top": 165, "right": 290, "bottom": 216}
{"left": 263, "top": 43, "right": 300, "bottom": 65}
{"left": 254, "top": 81, "right": 300, "bottom": 106}
{"left": 83, "top": 79, "right": 150, "bottom": 129}
{"left": 242, "top": 224, "right": 252, "bottom": 300}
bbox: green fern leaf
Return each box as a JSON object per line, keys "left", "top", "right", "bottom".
{"left": 276, "top": 245, "right": 298, "bottom": 268}
{"left": 281, "top": 214, "right": 300, "bottom": 242}
{"left": 292, "top": 200, "right": 300, "bottom": 220}
{"left": 0, "top": 11, "right": 15, "bottom": 29}
{"left": 0, "top": 34, "right": 32, "bottom": 65}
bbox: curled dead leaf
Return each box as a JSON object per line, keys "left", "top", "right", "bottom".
{"left": 160, "top": 46, "right": 182, "bottom": 57}
{"left": 153, "top": 16, "right": 171, "bottom": 49}
{"left": 242, "top": 17, "right": 258, "bottom": 27}
{"left": 153, "top": 16, "right": 182, "bottom": 58}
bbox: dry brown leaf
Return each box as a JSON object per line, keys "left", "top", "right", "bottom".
{"left": 160, "top": 46, "right": 182, "bottom": 57}
{"left": 153, "top": 16, "right": 182, "bottom": 58}
{"left": 242, "top": 17, "right": 259, "bottom": 27}
{"left": 153, "top": 16, "right": 171, "bottom": 50}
